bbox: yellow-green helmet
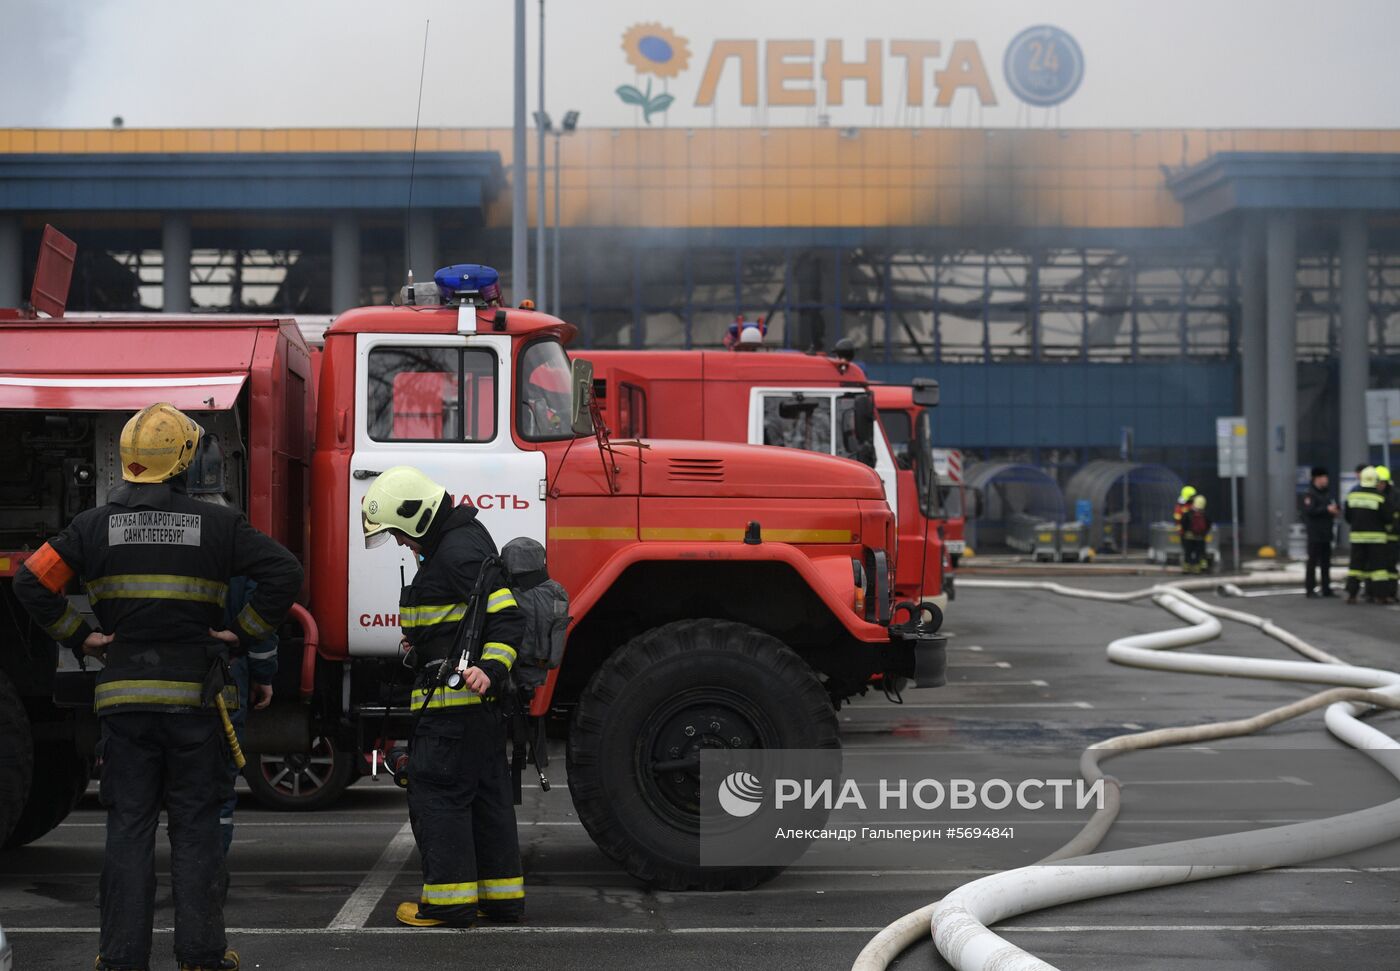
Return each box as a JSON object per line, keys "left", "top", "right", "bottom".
{"left": 1378, "top": 466, "right": 1392, "bottom": 483}
{"left": 361, "top": 466, "right": 448, "bottom": 549}
{"left": 119, "top": 402, "right": 202, "bottom": 483}
{"left": 1179, "top": 486, "right": 1197, "bottom": 502}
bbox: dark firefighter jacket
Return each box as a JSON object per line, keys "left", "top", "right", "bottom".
{"left": 1180, "top": 508, "right": 1211, "bottom": 540}
{"left": 1385, "top": 486, "right": 1400, "bottom": 542}
{"left": 400, "top": 503, "right": 525, "bottom": 713}
{"left": 1301, "top": 484, "right": 1337, "bottom": 543}
{"left": 1345, "top": 486, "right": 1389, "bottom": 544}
{"left": 13, "top": 480, "right": 302, "bottom": 715}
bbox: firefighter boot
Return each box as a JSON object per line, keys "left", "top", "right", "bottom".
{"left": 177, "top": 949, "right": 239, "bottom": 970}
{"left": 395, "top": 901, "right": 475, "bottom": 929}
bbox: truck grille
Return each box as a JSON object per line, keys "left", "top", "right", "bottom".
{"left": 667, "top": 457, "right": 725, "bottom": 482}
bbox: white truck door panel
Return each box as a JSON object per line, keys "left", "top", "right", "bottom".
{"left": 347, "top": 333, "right": 546, "bottom": 656}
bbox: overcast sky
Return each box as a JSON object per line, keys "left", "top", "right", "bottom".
{"left": 3, "top": 0, "right": 1397, "bottom": 130}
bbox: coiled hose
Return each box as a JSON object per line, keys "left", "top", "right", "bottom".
{"left": 853, "top": 571, "right": 1400, "bottom": 971}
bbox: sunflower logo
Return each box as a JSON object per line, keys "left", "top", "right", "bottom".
{"left": 617, "top": 23, "right": 690, "bottom": 124}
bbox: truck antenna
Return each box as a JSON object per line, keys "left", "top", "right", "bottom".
{"left": 405, "top": 19, "right": 430, "bottom": 282}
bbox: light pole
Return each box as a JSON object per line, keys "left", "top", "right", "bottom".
{"left": 511, "top": 0, "right": 526, "bottom": 305}
{"left": 552, "top": 110, "right": 579, "bottom": 317}
{"left": 535, "top": 0, "right": 547, "bottom": 311}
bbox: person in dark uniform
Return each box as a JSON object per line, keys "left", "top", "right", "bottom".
{"left": 1179, "top": 495, "right": 1211, "bottom": 574}
{"left": 1376, "top": 467, "right": 1399, "bottom": 605}
{"left": 361, "top": 466, "right": 526, "bottom": 928}
{"left": 1345, "top": 466, "right": 1388, "bottom": 605}
{"left": 13, "top": 403, "right": 301, "bottom": 971}
{"left": 1300, "top": 466, "right": 1339, "bottom": 598}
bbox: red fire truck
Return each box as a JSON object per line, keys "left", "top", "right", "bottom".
{"left": 870, "top": 382, "right": 969, "bottom": 580}
{"left": 576, "top": 347, "right": 956, "bottom": 616}
{"left": 0, "top": 238, "right": 944, "bottom": 890}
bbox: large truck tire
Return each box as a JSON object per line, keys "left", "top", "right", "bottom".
{"left": 567, "top": 618, "right": 839, "bottom": 891}
{"left": 4, "top": 740, "right": 90, "bottom": 849}
{"left": 242, "top": 735, "right": 354, "bottom": 811}
{"left": 0, "top": 671, "right": 34, "bottom": 847}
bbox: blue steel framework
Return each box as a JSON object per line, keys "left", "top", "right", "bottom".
{"left": 545, "top": 231, "right": 1399, "bottom": 506}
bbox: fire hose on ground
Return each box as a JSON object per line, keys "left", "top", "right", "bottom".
{"left": 853, "top": 571, "right": 1400, "bottom": 971}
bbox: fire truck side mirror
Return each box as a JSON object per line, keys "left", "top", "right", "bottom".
{"left": 852, "top": 394, "right": 876, "bottom": 447}
{"left": 570, "top": 359, "right": 596, "bottom": 436}
{"left": 911, "top": 379, "right": 940, "bottom": 408}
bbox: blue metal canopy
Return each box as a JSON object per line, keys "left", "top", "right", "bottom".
{"left": 0, "top": 152, "right": 504, "bottom": 212}
{"left": 1167, "top": 152, "right": 1400, "bottom": 225}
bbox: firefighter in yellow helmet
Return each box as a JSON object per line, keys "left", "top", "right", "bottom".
{"left": 363, "top": 466, "right": 527, "bottom": 927}
{"left": 1173, "top": 485, "right": 1198, "bottom": 527}
{"left": 13, "top": 402, "right": 302, "bottom": 971}
{"left": 1179, "top": 494, "right": 1211, "bottom": 574}
{"left": 1375, "top": 466, "right": 1398, "bottom": 604}
{"left": 1345, "top": 466, "right": 1388, "bottom": 604}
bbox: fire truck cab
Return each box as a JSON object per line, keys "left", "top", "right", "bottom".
{"left": 577, "top": 348, "right": 951, "bottom": 620}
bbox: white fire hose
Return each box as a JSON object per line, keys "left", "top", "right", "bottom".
{"left": 853, "top": 571, "right": 1400, "bottom": 971}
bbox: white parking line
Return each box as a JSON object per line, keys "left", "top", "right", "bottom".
{"left": 1002, "top": 925, "right": 1400, "bottom": 933}
{"left": 4, "top": 865, "right": 1397, "bottom": 882}
{"left": 327, "top": 822, "right": 416, "bottom": 930}
{"left": 13, "top": 923, "right": 1400, "bottom": 936}
{"left": 847, "top": 702, "right": 1093, "bottom": 710}
{"left": 1127, "top": 777, "right": 1312, "bottom": 787}
{"left": 55, "top": 820, "right": 584, "bottom": 830}
{"left": 948, "top": 680, "right": 1049, "bottom": 687}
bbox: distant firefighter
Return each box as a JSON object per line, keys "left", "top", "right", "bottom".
{"left": 1179, "top": 495, "right": 1211, "bottom": 574}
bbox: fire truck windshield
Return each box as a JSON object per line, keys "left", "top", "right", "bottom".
{"left": 518, "top": 340, "right": 576, "bottom": 441}
{"left": 763, "top": 393, "right": 873, "bottom": 466}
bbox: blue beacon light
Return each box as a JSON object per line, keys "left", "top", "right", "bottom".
{"left": 433, "top": 264, "right": 502, "bottom": 306}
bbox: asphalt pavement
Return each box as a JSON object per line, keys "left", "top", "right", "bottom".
{"left": 4, "top": 572, "right": 1400, "bottom": 970}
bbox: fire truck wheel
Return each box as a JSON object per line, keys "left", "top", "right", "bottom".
{"left": 567, "top": 619, "right": 839, "bottom": 891}
{"left": 0, "top": 670, "right": 34, "bottom": 846}
{"left": 4, "top": 740, "right": 90, "bottom": 848}
{"left": 241, "top": 735, "right": 354, "bottom": 811}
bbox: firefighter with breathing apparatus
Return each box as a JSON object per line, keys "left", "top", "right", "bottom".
{"left": 13, "top": 402, "right": 301, "bottom": 971}
{"left": 362, "top": 466, "right": 527, "bottom": 927}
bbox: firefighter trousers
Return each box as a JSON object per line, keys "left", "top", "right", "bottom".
{"left": 98, "top": 711, "right": 231, "bottom": 970}
{"left": 1375, "top": 540, "right": 1400, "bottom": 600}
{"left": 1305, "top": 540, "right": 1333, "bottom": 595}
{"left": 1181, "top": 538, "right": 1207, "bottom": 573}
{"left": 1346, "top": 542, "right": 1388, "bottom": 599}
{"left": 407, "top": 703, "right": 524, "bottom": 923}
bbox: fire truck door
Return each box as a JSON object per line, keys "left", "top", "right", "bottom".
{"left": 347, "top": 333, "right": 546, "bottom": 655}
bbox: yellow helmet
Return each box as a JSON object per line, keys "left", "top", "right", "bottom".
{"left": 1192, "top": 495, "right": 1206, "bottom": 510}
{"left": 119, "top": 402, "right": 202, "bottom": 483}
{"left": 1377, "top": 466, "right": 1392, "bottom": 483}
{"left": 1179, "top": 486, "right": 1197, "bottom": 502}
{"left": 1361, "top": 467, "right": 1379, "bottom": 488}
{"left": 361, "top": 466, "right": 448, "bottom": 549}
